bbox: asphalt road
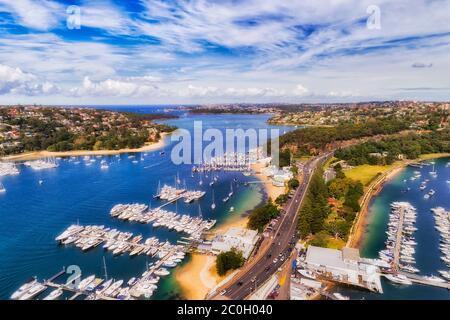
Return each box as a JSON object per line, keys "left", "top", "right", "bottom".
{"left": 216, "top": 153, "right": 332, "bottom": 300}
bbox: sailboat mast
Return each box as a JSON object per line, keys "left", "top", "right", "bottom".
{"left": 103, "top": 256, "right": 108, "bottom": 281}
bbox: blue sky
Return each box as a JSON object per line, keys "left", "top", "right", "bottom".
{"left": 0, "top": 0, "right": 450, "bottom": 105}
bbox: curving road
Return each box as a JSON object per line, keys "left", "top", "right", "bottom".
{"left": 213, "top": 152, "right": 333, "bottom": 300}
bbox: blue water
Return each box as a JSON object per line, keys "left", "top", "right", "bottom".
{"left": 0, "top": 109, "right": 292, "bottom": 300}
{"left": 337, "top": 157, "right": 450, "bottom": 300}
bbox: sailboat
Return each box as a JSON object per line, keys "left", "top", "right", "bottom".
{"left": 211, "top": 189, "right": 216, "bottom": 210}
{"left": 228, "top": 181, "right": 234, "bottom": 197}
{"left": 154, "top": 181, "right": 161, "bottom": 198}
{"left": 0, "top": 181, "right": 5, "bottom": 193}
{"left": 429, "top": 164, "right": 438, "bottom": 177}
{"left": 198, "top": 204, "right": 203, "bottom": 219}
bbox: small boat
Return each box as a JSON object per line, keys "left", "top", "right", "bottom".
{"left": 229, "top": 206, "right": 235, "bottom": 213}
{"left": 333, "top": 293, "right": 350, "bottom": 300}
{"left": 438, "top": 270, "right": 450, "bottom": 280}
{"left": 385, "top": 274, "right": 412, "bottom": 285}
{"left": 95, "top": 279, "right": 113, "bottom": 295}
{"left": 298, "top": 269, "right": 316, "bottom": 280}
{"left": 228, "top": 182, "right": 234, "bottom": 197}
{"left": 18, "top": 282, "right": 47, "bottom": 300}
{"left": 211, "top": 190, "right": 216, "bottom": 210}
{"left": 104, "top": 280, "right": 123, "bottom": 297}
{"left": 127, "top": 277, "right": 138, "bottom": 286}
{"left": 154, "top": 268, "right": 170, "bottom": 276}
{"left": 423, "top": 275, "right": 446, "bottom": 283}
{"left": 10, "top": 279, "right": 37, "bottom": 300}
{"left": 78, "top": 275, "right": 95, "bottom": 291}
{"left": 0, "top": 182, "right": 5, "bottom": 193}
{"left": 43, "top": 288, "right": 63, "bottom": 300}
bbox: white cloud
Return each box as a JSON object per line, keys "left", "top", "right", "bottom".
{"left": 0, "top": 64, "right": 59, "bottom": 96}
{"left": 292, "top": 84, "right": 309, "bottom": 96}
{"left": 1, "top": 0, "right": 450, "bottom": 104}
{"left": 0, "top": 0, "right": 63, "bottom": 30}
{"left": 69, "top": 76, "right": 160, "bottom": 97}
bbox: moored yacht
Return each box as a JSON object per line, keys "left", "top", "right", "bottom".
{"left": 385, "top": 274, "right": 413, "bottom": 285}
{"left": 43, "top": 288, "right": 63, "bottom": 300}
{"left": 10, "top": 278, "right": 37, "bottom": 300}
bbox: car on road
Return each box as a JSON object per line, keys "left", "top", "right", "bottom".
{"left": 237, "top": 281, "right": 243, "bottom": 287}
{"left": 273, "top": 258, "right": 278, "bottom": 264}
{"left": 220, "top": 290, "right": 227, "bottom": 296}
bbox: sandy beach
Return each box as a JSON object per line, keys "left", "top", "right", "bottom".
{"left": 348, "top": 153, "right": 450, "bottom": 248}
{"left": 251, "top": 161, "right": 286, "bottom": 201}
{"left": 174, "top": 254, "right": 224, "bottom": 300}
{"left": 2, "top": 133, "right": 170, "bottom": 162}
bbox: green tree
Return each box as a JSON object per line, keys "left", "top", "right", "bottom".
{"left": 216, "top": 248, "right": 245, "bottom": 276}
{"left": 247, "top": 201, "right": 279, "bottom": 232}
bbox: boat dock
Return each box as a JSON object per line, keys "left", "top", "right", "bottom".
{"left": 382, "top": 273, "right": 450, "bottom": 290}
{"left": 110, "top": 204, "right": 216, "bottom": 239}
{"left": 392, "top": 205, "right": 405, "bottom": 270}
{"left": 44, "top": 279, "right": 118, "bottom": 301}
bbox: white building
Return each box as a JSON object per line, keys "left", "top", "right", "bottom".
{"left": 301, "top": 246, "right": 383, "bottom": 293}
{"left": 211, "top": 227, "right": 259, "bottom": 259}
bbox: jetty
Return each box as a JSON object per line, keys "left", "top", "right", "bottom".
{"left": 382, "top": 273, "right": 450, "bottom": 290}
{"left": 55, "top": 224, "right": 187, "bottom": 259}
{"left": 392, "top": 204, "right": 405, "bottom": 270}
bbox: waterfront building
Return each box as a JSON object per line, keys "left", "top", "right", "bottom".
{"left": 299, "top": 246, "right": 383, "bottom": 293}
{"left": 211, "top": 227, "right": 259, "bottom": 259}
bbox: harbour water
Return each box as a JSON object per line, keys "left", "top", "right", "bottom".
{"left": 0, "top": 109, "right": 291, "bottom": 300}
{"left": 337, "top": 157, "right": 450, "bottom": 299}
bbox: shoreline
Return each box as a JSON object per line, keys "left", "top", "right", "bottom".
{"left": 174, "top": 254, "right": 221, "bottom": 300}
{"left": 348, "top": 152, "right": 450, "bottom": 249}
{"left": 250, "top": 161, "right": 286, "bottom": 201}
{"left": 174, "top": 161, "right": 283, "bottom": 300}
{"left": 1, "top": 133, "right": 170, "bottom": 162}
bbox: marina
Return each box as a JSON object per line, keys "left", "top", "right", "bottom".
{"left": 379, "top": 202, "right": 419, "bottom": 273}
{"left": 23, "top": 158, "right": 58, "bottom": 170}
{"left": 55, "top": 224, "right": 188, "bottom": 260}
{"left": 110, "top": 204, "right": 216, "bottom": 239}
{"left": 430, "top": 207, "right": 450, "bottom": 269}
{"left": 191, "top": 149, "right": 266, "bottom": 174}
{"left": 339, "top": 157, "right": 450, "bottom": 300}
{"left": 0, "top": 161, "right": 19, "bottom": 176}
{"left": 154, "top": 183, "right": 206, "bottom": 204}
{"left": 10, "top": 241, "right": 189, "bottom": 301}
{"left": 0, "top": 112, "right": 292, "bottom": 300}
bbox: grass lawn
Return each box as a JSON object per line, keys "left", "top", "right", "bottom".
{"left": 344, "top": 164, "right": 396, "bottom": 185}
{"left": 418, "top": 153, "right": 450, "bottom": 160}
{"left": 326, "top": 236, "right": 346, "bottom": 249}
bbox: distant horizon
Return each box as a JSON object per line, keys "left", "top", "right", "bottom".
{"left": 1, "top": 99, "right": 450, "bottom": 108}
